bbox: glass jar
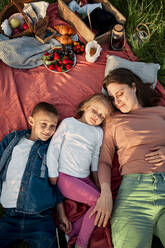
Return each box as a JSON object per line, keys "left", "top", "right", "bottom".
{"left": 110, "top": 24, "right": 125, "bottom": 51}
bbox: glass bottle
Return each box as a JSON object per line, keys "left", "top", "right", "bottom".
{"left": 110, "top": 24, "right": 125, "bottom": 51}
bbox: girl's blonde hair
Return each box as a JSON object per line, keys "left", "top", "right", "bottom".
{"left": 76, "top": 93, "right": 113, "bottom": 119}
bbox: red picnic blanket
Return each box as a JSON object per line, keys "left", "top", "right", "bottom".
{"left": 0, "top": 3, "right": 165, "bottom": 248}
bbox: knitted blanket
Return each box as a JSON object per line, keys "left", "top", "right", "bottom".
{"left": 0, "top": 34, "right": 60, "bottom": 69}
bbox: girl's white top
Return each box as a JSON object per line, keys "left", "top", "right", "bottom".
{"left": 47, "top": 117, "right": 103, "bottom": 178}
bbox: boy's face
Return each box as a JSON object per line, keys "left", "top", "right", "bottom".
{"left": 28, "top": 110, "right": 58, "bottom": 141}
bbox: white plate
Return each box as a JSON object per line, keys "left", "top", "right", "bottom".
{"left": 43, "top": 47, "right": 76, "bottom": 73}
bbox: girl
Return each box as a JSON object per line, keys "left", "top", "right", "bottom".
{"left": 47, "top": 93, "right": 113, "bottom": 248}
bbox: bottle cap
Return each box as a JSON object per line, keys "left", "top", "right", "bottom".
{"left": 114, "top": 24, "right": 124, "bottom": 32}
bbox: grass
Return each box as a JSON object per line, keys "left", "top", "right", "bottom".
{"left": 110, "top": 0, "right": 165, "bottom": 87}
{"left": 0, "top": 0, "right": 164, "bottom": 247}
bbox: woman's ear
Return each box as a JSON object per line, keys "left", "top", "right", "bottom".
{"left": 132, "top": 82, "right": 136, "bottom": 92}
{"left": 28, "top": 116, "right": 34, "bottom": 127}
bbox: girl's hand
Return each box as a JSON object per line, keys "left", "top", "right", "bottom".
{"left": 145, "top": 146, "right": 165, "bottom": 166}
{"left": 89, "top": 184, "right": 113, "bottom": 227}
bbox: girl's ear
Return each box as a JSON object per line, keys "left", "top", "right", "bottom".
{"left": 81, "top": 106, "right": 87, "bottom": 114}
{"left": 28, "top": 116, "right": 34, "bottom": 127}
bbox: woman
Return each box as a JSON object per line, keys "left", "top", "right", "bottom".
{"left": 90, "top": 68, "right": 165, "bottom": 248}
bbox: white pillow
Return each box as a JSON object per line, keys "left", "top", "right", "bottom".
{"left": 104, "top": 55, "right": 160, "bottom": 88}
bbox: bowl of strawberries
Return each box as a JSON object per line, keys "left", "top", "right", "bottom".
{"left": 72, "top": 41, "right": 85, "bottom": 54}
{"left": 42, "top": 46, "right": 76, "bottom": 73}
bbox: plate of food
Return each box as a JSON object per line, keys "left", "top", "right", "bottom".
{"left": 53, "top": 24, "right": 78, "bottom": 46}
{"left": 72, "top": 41, "right": 85, "bottom": 54}
{"left": 42, "top": 46, "right": 76, "bottom": 73}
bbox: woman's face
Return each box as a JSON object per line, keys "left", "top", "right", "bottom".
{"left": 107, "top": 82, "right": 141, "bottom": 113}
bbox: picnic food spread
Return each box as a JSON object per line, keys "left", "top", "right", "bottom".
{"left": 0, "top": 0, "right": 125, "bottom": 71}
{"left": 42, "top": 46, "right": 76, "bottom": 73}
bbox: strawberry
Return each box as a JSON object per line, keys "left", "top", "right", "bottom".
{"left": 58, "top": 60, "right": 63, "bottom": 66}
{"left": 22, "top": 23, "right": 29, "bottom": 30}
{"left": 54, "top": 52, "right": 60, "bottom": 60}
{"left": 63, "top": 56, "right": 69, "bottom": 60}
{"left": 67, "top": 59, "right": 74, "bottom": 64}
{"left": 66, "top": 64, "right": 72, "bottom": 70}
{"left": 44, "top": 51, "right": 49, "bottom": 56}
{"left": 48, "top": 64, "right": 55, "bottom": 70}
{"left": 76, "top": 49, "right": 81, "bottom": 53}
{"left": 74, "top": 44, "right": 81, "bottom": 49}
{"left": 43, "top": 52, "right": 51, "bottom": 61}
{"left": 80, "top": 47, "right": 85, "bottom": 52}
{"left": 56, "top": 66, "right": 62, "bottom": 72}
{"left": 63, "top": 58, "right": 69, "bottom": 65}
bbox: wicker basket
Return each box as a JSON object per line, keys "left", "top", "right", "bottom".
{"left": 58, "top": 0, "right": 126, "bottom": 44}
{"left": 0, "top": 0, "right": 35, "bottom": 38}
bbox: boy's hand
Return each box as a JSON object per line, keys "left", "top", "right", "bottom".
{"left": 49, "top": 177, "right": 58, "bottom": 185}
{"left": 59, "top": 216, "right": 72, "bottom": 234}
{"left": 56, "top": 202, "right": 72, "bottom": 234}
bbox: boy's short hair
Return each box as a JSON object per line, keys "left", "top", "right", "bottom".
{"left": 31, "top": 102, "right": 59, "bottom": 117}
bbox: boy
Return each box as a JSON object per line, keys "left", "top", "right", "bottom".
{"left": 0, "top": 102, "right": 71, "bottom": 248}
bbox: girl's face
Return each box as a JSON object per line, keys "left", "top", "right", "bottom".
{"left": 107, "top": 82, "right": 141, "bottom": 113}
{"left": 80, "top": 101, "right": 109, "bottom": 126}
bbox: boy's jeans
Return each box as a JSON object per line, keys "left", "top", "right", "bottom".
{"left": 0, "top": 208, "right": 57, "bottom": 248}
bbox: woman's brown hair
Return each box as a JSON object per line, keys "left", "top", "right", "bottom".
{"left": 103, "top": 68, "right": 161, "bottom": 107}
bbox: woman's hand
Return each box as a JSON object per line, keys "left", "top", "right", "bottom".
{"left": 89, "top": 183, "right": 113, "bottom": 227}
{"left": 145, "top": 146, "right": 165, "bottom": 166}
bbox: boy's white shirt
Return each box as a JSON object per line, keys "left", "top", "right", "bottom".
{"left": 47, "top": 117, "right": 103, "bottom": 179}
{"left": 0, "top": 137, "right": 34, "bottom": 208}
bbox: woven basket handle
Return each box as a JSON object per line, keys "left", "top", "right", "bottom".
{"left": 11, "top": 0, "right": 34, "bottom": 33}
{"left": 11, "top": 0, "right": 34, "bottom": 2}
